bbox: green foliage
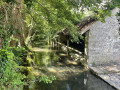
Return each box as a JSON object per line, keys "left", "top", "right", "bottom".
{"left": 25, "top": 0, "right": 85, "bottom": 43}
{"left": 0, "top": 30, "right": 26, "bottom": 89}
{"left": 93, "top": 9, "right": 112, "bottom": 22}
{"left": 25, "top": 0, "right": 120, "bottom": 43}
{"left": 38, "top": 75, "right": 56, "bottom": 84}
{"left": 1, "top": 0, "right": 120, "bottom": 89}
{"left": 12, "top": 47, "right": 28, "bottom": 65}
{"left": 24, "top": 0, "right": 33, "bottom": 8}
{"left": 0, "top": 2, "right": 27, "bottom": 89}
{"left": 0, "top": 48, "right": 26, "bottom": 89}
{"left": 2, "top": 0, "right": 15, "bottom": 3}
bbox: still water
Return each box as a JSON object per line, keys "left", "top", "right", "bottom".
{"left": 24, "top": 43, "right": 116, "bottom": 90}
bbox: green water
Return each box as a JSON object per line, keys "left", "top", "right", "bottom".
{"left": 24, "top": 44, "right": 116, "bottom": 90}
{"left": 24, "top": 71, "right": 115, "bottom": 90}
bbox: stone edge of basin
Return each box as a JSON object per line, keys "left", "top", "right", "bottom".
{"left": 89, "top": 66, "right": 119, "bottom": 90}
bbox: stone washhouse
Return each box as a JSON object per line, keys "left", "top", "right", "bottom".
{"left": 58, "top": 8, "right": 120, "bottom": 66}
{"left": 79, "top": 8, "right": 120, "bottom": 89}
{"left": 80, "top": 8, "right": 120, "bottom": 66}
{"left": 58, "top": 8, "right": 120, "bottom": 89}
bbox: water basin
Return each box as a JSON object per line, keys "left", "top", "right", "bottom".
{"left": 24, "top": 44, "right": 116, "bottom": 90}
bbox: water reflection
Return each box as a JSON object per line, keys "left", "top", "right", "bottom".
{"left": 33, "top": 45, "right": 84, "bottom": 67}
{"left": 24, "top": 43, "right": 116, "bottom": 90}
{"left": 34, "top": 51, "right": 59, "bottom": 67}
{"left": 24, "top": 71, "right": 115, "bottom": 90}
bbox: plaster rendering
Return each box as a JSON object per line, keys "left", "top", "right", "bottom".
{"left": 88, "top": 8, "right": 120, "bottom": 66}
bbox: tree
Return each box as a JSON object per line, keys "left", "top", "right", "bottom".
{"left": 24, "top": 0, "right": 120, "bottom": 44}
{"left": 0, "top": 0, "right": 120, "bottom": 89}
{"left": 1, "top": 0, "right": 120, "bottom": 47}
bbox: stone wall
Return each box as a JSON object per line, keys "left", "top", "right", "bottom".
{"left": 88, "top": 8, "right": 120, "bottom": 66}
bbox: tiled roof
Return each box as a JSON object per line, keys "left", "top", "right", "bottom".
{"left": 77, "top": 16, "right": 97, "bottom": 34}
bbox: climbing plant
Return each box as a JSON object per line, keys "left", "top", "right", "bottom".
{"left": 0, "top": 0, "right": 120, "bottom": 89}
{"left": 0, "top": 29, "right": 26, "bottom": 89}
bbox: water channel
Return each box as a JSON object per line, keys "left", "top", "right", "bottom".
{"left": 24, "top": 42, "right": 116, "bottom": 90}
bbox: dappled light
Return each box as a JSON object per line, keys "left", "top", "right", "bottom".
{"left": 0, "top": 0, "right": 120, "bottom": 90}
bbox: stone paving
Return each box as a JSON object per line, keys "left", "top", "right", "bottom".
{"left": 90, "top": 65, "right": 120, "bottom": 90}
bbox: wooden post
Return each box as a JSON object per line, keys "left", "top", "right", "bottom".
{"left": 67, "top": 40, "right": 69, "bottom": 56}
{"left": 51, "top": 39, "right": 53, "bottom": 48}
{"left": 58, "top": 36, "right": 60, "bottom": 50}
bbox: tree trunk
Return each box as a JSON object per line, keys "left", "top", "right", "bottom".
{"left": 11, "top": 0, "right": 27, "bottom": 47}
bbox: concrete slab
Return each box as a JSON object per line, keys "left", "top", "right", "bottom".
{"left": 90, "top": 65, "right": 120, "bottom": 90}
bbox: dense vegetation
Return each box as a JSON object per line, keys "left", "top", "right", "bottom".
{"left": 0, "top": 0, "right": 120, "bottom": 89}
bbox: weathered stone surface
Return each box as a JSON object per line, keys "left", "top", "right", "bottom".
{"left": 87, "top": 72, "right": 116, "bottom": 90}
{"left": 90, "top": 65, "right": 120, "bottom": 90}
{"left": 88, "top": 8, "right": 120, "bottom": 65}
{"left": 88, "top": 8, "right": 120, "bottom": 89}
